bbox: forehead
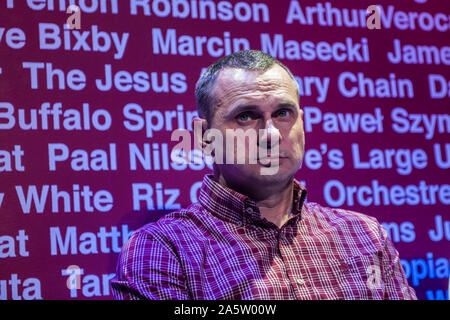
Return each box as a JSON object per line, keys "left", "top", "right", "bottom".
{"left": 212, "top": 65, "right": 298, "bottom": 105}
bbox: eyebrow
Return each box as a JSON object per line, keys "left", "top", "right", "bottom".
{"left": 277, "top": 102, "right": 298, "bottom": 110}
{"left": 225, "top": 101, "right": 299, "bottom": 119}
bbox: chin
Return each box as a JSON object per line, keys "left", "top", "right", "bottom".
{"left": 217, "top": 159, "right": 300, "bottom": 187}
{"left": 241, "top": 163, "right": 296, "bottom": 183}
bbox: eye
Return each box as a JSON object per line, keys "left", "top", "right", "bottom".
{"left": 276, "top": 109, "right": 291, "bottom": 117}
{"left": 236, "top": 112, "right": 254, "bottom": 122}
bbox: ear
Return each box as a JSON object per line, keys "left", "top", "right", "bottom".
{"left": 192, "top": 117, "right": 209, "bottom": 151}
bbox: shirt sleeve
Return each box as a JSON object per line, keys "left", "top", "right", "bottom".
{"left": 378, "top": 223, "right": 417, "bottom": 300}
{"left": 110, "top": 229, "right": 191, "bottom": 300}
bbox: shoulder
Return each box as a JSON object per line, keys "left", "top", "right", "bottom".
{"left": 126, "top": 202, "right": 208, "bottom": 247}
{"left": 304, "top": 201, "right": 379, "bottom": 226}
{"left": 303, "top": 202, "right": 384, "bottom": 248}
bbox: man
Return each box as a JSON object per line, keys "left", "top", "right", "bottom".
{"left": 111, "top": 50, "right": 417, "bottom": 300}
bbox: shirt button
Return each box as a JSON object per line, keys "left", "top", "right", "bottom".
{"left": 245, "top": 207, "right": 254, "bottom": 214}
{"left": 296, "top": 278, "right": 305, "bottom": 286}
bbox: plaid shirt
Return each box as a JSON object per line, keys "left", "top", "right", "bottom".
{"left": 111, "top": 174, "right": 417, "bottom": 300}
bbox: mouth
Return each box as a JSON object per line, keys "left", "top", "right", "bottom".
{"left": 259, "top": 155, "right": 280, "bottom": 160}
{"left": 258, "top": 151, "right": 288, "bottom": 159}
{"left": 256, "top": 152, "right": 288, "bottom": 165}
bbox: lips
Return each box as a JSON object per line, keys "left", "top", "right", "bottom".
{"left": 258, "top": 151, "right": 288, "bottom": 159}
{"left": 256, "top": 152, "right": 288, "bottom": 164}
{"left": 260, "top": 154, "right": 280, "bottom": 159}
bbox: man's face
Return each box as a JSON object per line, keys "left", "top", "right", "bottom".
{"left": 207, "top": 64, "right": 305, "bottom": 187}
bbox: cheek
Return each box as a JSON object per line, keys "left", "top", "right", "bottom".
{"left": 220, "top": 131, "right": 259, "bottom": 164}
{"left": 293, "top": 137, "right": 305, "bottom": 156}
{"left": 286, "top": 122, "right": 305, "bottom": 151}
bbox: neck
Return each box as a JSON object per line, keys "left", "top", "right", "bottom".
{"left": 214, "top": 170, "right": 294, "bottom": 228}
{"left": 256, "top": 182, "right": 293, "bottom": 228}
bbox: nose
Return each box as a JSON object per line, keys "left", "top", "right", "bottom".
{"left": 259, "top": 119, "right": 281, "bottom": 150}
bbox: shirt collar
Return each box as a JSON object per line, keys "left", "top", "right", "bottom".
{"left": 198, "top": 174, "right": 307, "bottom": 228}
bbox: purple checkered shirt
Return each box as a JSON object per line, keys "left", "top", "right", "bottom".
{"left": 111, "top": 174, "right": 417, "bottom": 300}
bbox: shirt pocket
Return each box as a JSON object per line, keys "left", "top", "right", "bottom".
{"left": 329, "top": 251, "right": 389, "bottom": 300}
